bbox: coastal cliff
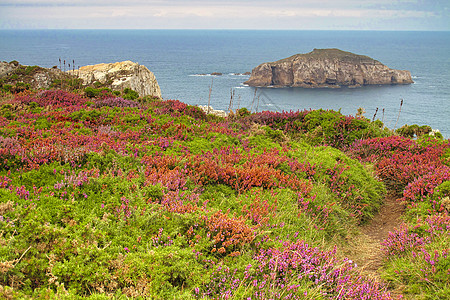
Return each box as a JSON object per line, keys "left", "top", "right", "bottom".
{"left": 70, "top": 61, "right": 161, "bottom": 98}
{"left": 244, "top": 49, "right": 413, "bottom": 88}
{"left": 0, "top": 60, "right": 162, "bottom": 98}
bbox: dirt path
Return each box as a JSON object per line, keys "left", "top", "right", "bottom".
{"left": 345, "top": 192, "right": 405, "bottom": 278}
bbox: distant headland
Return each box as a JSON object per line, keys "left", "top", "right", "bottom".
{"left": 244, "top": 48, "right": 413, "bottom": 88}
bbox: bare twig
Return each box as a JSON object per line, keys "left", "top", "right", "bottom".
{"left": 63, "top": 60, "right": 66, "bottom": 89}
{"left": 207, "top": 78, "right": 213, "bottom": 114}
{"left": 228, "top": 88, "right": 235, "bottom": 112}
{"left": 13, "top": 245, "right": 32, "bottom": 268}
{"left": 372, "top": 107, "right": 378, "bottom": 122}
{"left": 78, "top": 66, "right": 81, "bottom": 89}
{"left": 101, "top": 241, "right": 112, "bottom": 250}
{"left": 72, "top": 60, "right": 75, "bottom": 88}
{"left": 59, "top": 58, "right": 62, "bottom": 89}
{"left": 394, "top": 99, "right": 403, "bottom": 130}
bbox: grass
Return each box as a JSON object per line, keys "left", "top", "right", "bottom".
{"left": 0, "top": 88, "right": 448, "bottom": 299}
{"left": 276, "top": 48, "right": 378, "bottom": 65}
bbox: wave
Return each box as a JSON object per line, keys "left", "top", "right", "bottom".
{"left": 190, "top": 72, "right": 250, "bottom": 77}
{"left": 229, "top": 73, "right": 251, "bottom": 76}
{"left": 189, "top": 74, "right": 214, "bottom": 77}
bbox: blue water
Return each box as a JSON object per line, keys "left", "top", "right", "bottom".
{"left": 1, "top": 30, "right": 449, "bottom": 138}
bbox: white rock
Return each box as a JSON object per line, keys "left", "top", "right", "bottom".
{"left": 69, "top": 61, "right": 161, "bottom": 98}
{"left": 198, "top": 105, "right": 228, "bottom": 117}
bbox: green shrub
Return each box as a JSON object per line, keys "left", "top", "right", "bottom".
{"left": 34, "top": 117, "right": 51, "bottom": 130}
{"left": 1, "top": 84, "right": 13, "bottom": 93}
{"left": 396, "top": 124, "right": 432, "bottom": 138}
{"left": 15, "top": 82, "right": 30, "bottom": 90}
{"left": 237, "top": 107, "right": 250, "bottom": 117}
{"left": 84, "top": 87, "right": 100, "bottom": 98}
{"left": 123, "top": 88, "right": 139, "bottom": 100}
{"left": 24, "top": 66, "right": 39, "bottom": 75}
{"left": 1, "top": 104, "right": 15, "bottom": 119}
{"left": 289, "top": 143, "right": 385, "bottom": 223}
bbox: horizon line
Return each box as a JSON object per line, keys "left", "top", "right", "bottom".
{"left": 1, "top": 28, "right": 450, "bottom": 32}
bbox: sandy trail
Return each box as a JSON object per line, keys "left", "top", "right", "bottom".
{"left": 356, "top": 193, "right": 405, "bottom": 274}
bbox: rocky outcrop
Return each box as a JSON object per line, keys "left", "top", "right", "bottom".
{"left": 1, "top": 60, "right": 162, "bottom": 98}
{"left": 244, "top": 49, "right": 413, "bottom": 88}
{"left": 0, "top": 61, "right": 63, "bottom": 90}
{"left": 198, "top": 105, "right": 227, "bottom": 117}
{"left": 69, "top": 61, "right": 161, "bottom": 98}
{"left": 0, "top": 61, "right": 18, "bottom": 78}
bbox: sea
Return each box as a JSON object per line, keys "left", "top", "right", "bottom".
{"left": 0, "top": 30, "right": 449, "bottom": 138}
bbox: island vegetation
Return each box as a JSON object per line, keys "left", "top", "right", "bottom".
{"left": 0, "top": 71, "right": 449, "bottom": 299}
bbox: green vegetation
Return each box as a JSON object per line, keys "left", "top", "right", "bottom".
{"left": 278, "top": 48, "right": 377, "bottom": 65}
{"left": 84, "top": 87, "right": 141, "bottom": 100}
{"left": 0, "top": 87, "right": 448, "bottom": 299}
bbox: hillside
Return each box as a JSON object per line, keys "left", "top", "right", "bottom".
{"left": 0, "top": 87, "right": 449, "bottom": 299}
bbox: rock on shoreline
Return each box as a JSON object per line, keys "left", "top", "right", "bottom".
{"left": 244, "top": 48, "right": 413, "bottom": 88}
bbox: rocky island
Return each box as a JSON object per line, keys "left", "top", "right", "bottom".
{"left": 244, "top": 48, "right": 413, "bottom": 88}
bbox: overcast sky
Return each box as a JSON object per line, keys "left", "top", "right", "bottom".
{"left": 0, "top": 0, "right": 449, "bottom": 30}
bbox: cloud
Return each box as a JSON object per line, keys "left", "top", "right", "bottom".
{"left": 0, "top": 0, "right": 439, "bottom": 8}
{"left": 0, "top": 0, "right": 448, "bottom": 30}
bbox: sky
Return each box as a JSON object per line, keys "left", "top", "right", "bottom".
{"left": 0, "top": 0, "right": 449, "bottom": 31}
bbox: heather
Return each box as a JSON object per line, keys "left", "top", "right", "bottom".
{"left": 348, "top": 136, "right": 450, "bottom": 298}
{"left": 0, "top": 89, "right": 448, "bottom": 299}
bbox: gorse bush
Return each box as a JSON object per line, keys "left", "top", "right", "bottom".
{"left": 0, "top": 89, "right": 447, "bottom": 299}
{"left": 123, "top": 87, "right": 139, "bottom": 100}
{"left": 236, "top": 108, "right": 391, "bottom": 148}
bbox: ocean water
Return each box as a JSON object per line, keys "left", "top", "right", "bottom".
{"left": 0, "top": 30, "right": 449, "bottom": 138}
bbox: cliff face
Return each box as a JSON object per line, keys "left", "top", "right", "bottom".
{"left": 244, "top": 49, "right": 413, "bottom": 88}
{"left": 71, "top": 61, "right": 161, "bottom": 98}
{"left": 1, "top": 60, "right": 162, "bottom": 98}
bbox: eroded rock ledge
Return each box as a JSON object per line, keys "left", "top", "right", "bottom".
{"left": 244, "top": 49, "right": 413, "bottom": 88}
